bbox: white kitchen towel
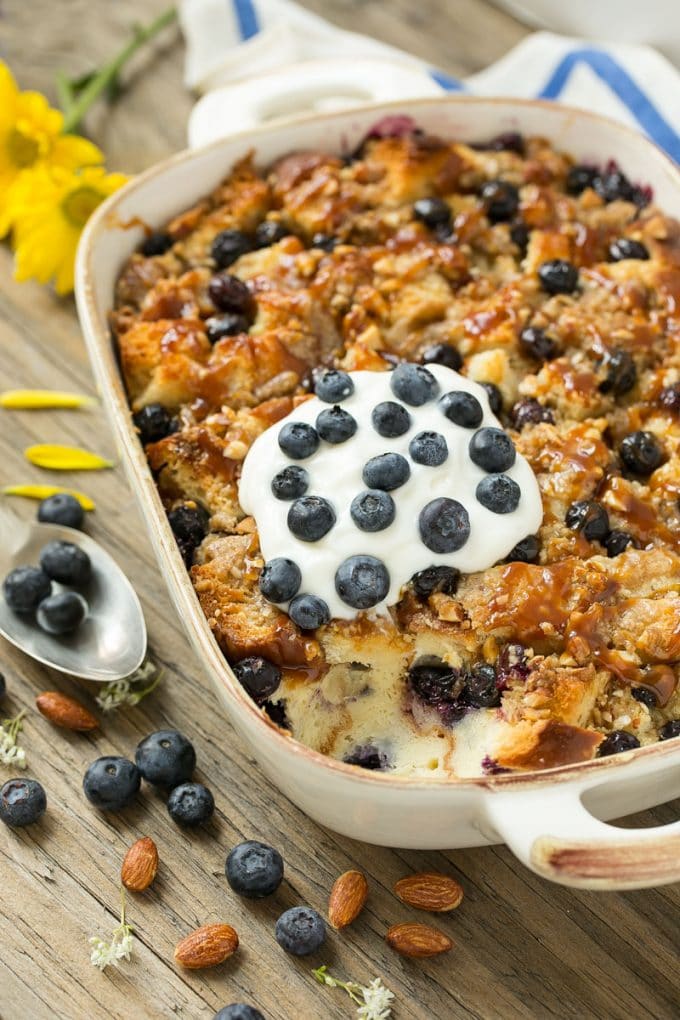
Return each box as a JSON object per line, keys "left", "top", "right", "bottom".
{"left": 179, "top": 0, "right": 680, "bottom": 161}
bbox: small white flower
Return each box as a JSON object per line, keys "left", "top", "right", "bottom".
{"left": 358, "top": 978, "right": 395, "bottom": 1020}
{"left": 0, "top": 711, "right": 27, "bottom": 769}
{"left": 96, "top": 658, "right": 162, "bottom": 712}
{"left": 89, "top": 890, "right": 134, "bottom": 970}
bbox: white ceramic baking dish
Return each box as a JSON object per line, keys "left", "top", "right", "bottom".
{"left": 75, "top": 95, "right": 680, "bottom": 889}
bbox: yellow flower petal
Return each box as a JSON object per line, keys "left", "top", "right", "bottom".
{"left": 0, "top": 389, "right": 96, "bottom": 409}
{"left": 24, "top": 444, "right": 114, "bottom": 471}
{"left": 3, "top": 484, "right": 95, "bottom": 510}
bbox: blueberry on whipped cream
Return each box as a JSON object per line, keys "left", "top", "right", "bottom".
{"left": 238, "top": 365, "right": 543, "bottom": 622}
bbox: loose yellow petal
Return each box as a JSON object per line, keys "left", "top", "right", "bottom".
{"left": 0, "top": 389, "right": 96, "bottom": 409}
{"left": 3, "top": 484, "right": 95, "bottom": 510}
{"left": 24, "top": 444, "right": 113, "bottom": 471}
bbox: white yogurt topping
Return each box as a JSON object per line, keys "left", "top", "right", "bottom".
{"left": 239, "top": 366, "right": 543, "bottom": 621}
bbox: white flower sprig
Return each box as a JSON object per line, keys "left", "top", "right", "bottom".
{"left": 96, "top": 657, "right": 163, "bottom": 713}
{"left": 313, "top": 966, "right": 395, "bottom": 1019}
{"left": 0, "top": 709, "right": 27, "bottom": 769}
{"left": 89, "top": 889, "right": 134, "bottom": 971}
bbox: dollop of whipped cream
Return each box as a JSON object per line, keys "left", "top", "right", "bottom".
{"left": 239, "top": 365, "right": 543, "bottom": 622}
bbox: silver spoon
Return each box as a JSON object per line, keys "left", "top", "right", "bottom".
{"left": 0, "top": 503, "right": 147, "bottom": 682}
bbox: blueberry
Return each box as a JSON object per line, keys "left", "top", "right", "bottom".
{"left": 167, "top": 782, "right": 214, "bottom": 826}
{"left": 599, "top": 349, "right": 637, "bottom": 395}
{"left": 211, "top": 229, "right": 252, "bottom": 268}
{"left": 519, "top": 326, "right": 559, "bottom": 361}
{"left": 476, "top": 474, "right": 521, "bottom": 514}
{"left": 510, "top": 398, "right": 554, "bottom": 430}
{"left": 565, "top": 500, "right": 609, "bottom": 541}
{"left": 619, "top": 431, "right": 664, "bottom": 475}
{"left": 390, "top": 363, "right": 439, "bottom": 406}
{"left": 288, "top": 594, "right": 330, "bottom": 629}
{"left": 135, "top": 730, "right": 196, "bottom": 788}
{"left": 314, "top": 369, "right": 354, "bottom": 403}
{"left": 480, "top": 382, "right": 503, "bottom": 416}
{"left": 439, "top": 391, "right": 483, "bottom": 429}
{"left": 232, "top": 657, "right": 281, "bottom": 704}
{"left": 206, "top": 313, "right": 250, "bottom": 342}
{"left": 168, "top": 503, "right": 209, "bottom": 565}
{"left": 214, "top": 1006, "right": 265, "bottom": 1020}
{"left": 255, "top": 219, "right": 289, "bottom": 247}
{"left": 83, "top": 756, "right": 140, "bottom": 811}
{"left": 37, "top": 493, "right": 84, "bottom": 529}
{"left": 271, "top": 465, "right": 309, "bottom": 501}
{"left": 413, "top": 197, "right": 451, "bottom": 229}
{"left": 335, "top": 555, "right": 390, "bottom": 609}
{"left": 566, "top": 165, "right": 599, "bottom": 195}
{"left": 350, "top": 489, "right": 395, "bottom": 532}
{"left": 287, "top": 496, "right": 335, "bottom": 541}
{"left": 604, "top": 530, "right": 636, "bottom": 557}
{"left": 597, "top": 730, "right": 640, "bottom": 756}
{"left": 506, "top": 535, "right": 540, "bottom": 563}
{"left": 139, "top": 232, "right": 173, "bottom": 256}
{"left": 225, "top": 840, "right": 284, "bottom": 898}
{"left": 411, "top": 565, "right": 460, "bottom": 598}
{"left": 343, "top": 744, "right": 390, "bottom": 770}
{"left": 409, "top": 431, "right": 448, "bottom": 466}
{"left": 208, "top": 272, "right": 253, "bottom": 314}
{"left": 362, "top": 452, "right": 410, "bottom": 490}
{"left": 409, "top": 662, "right": 465, "bottom": 721}
{"left": 37, "top": 591, "right": 87, "bottom": 635}
{"left": 259, "top": 558, "right": 301, "bottom": 602}
{"left": 465, "top": 663, "right": 501, "bottom": 708}
{"left": 469, "top": 428, "right": 516, "bottom": 472}
{"left": 631, "top": 686, "right": 657, "bottom": 709}
{"left": 133, "top": 403, "right": 177, "bottom": 444}
{"left": 421, "top": 343, "right": 463, "bottom": 371}
{"left": 481, "top": 180, "right": 519, "bottom": 223}
{"left": 275, "top": 906, "right": 326, "bottom": 956}
{"left": 659, "top": 720, "right": 680, "bottom": 740}
{"left": 538, "top": 259, "right": 579, "bottom": 295}
{"left": 609, "top": 238, "right": 649, "bottom": 262}
{"left": 371, "top": 401, "right": 411, "bottom": 437}
{"left": 659, "top": 384, "right": 680, "bottom": 414}
{"left": 485, "top": 131, "right": 525, "bottom": 155}
{"left": 278, "top": 422, "right": 319, "bottom": 460}
{"left": 510, "top": 221, "right": 530, "bottom": 252}
{"left": 419, "top": 498, "right": 470, "bottom": 553}
{"left": 595, "top": 168, "right": 637, "bottom": 204}
{"left": 0, "top": 778, "right": 46, "bottom": 827}
{"left": 3, "top": 566, "right": 51, "bottom": 613}
{"left": 263, "top": 700, "right": 290, "bottom": 730}
{"left": 0, "top": 673, "right": 5, "bottom": 699}
{"left": 39, "top": 540, "right": 91, "bottom": 586}
{"left": 316, "top": 406, "right": 357, "bottom": 444}
{"left": 311, "top": 233, "right": 337, "bottom": 252}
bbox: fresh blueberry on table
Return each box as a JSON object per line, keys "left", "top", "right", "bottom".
{"left": 37, "top": 492, "right": 84, "bottom": 529}
{"left": 519, "top": 326, "right": 559, "bottom": 361}
{"left": 608, "top": 238, "right": 649, "bottom": 262}
{"left": 598, "top": 349, "right": 636, "bottom": 395}
{"left": 232, "top": 657, "right": 281, "bottom": 704}
{"left": 259, "top": 558, "right": 302, "bottom": 602}
{"left": 411, "top": 565, "right": 459, "bottom": 598}
{"left": 271, "top": 465, "right": 309, "bottom": 501}
{"left": 314, "top": 368, "right": 354, "bottom": 403}
{"left": 139, "top": 231, "right": 173, "bottom": 257}
{"left": 506, "top": 535, "right": 540, "bottom": 563}
{"left": 133, "top": 402, "right": 177, "bottom": 444}
{"left": 167, "top": 782, "right": 215, "bottom": 826}
{"left": 371, "top": 400, "right": 411, "bottom": 438}
{"left": 413, "top": 197, "right": 451, "bottom": 230}
{"left": 619, "top": 431, "right": 664, "bottom": 475}
{"left": 206, "top": 313, "right": 251, "bottom": 343}
{"left": 214, "top": 1006, "right": 265, "bottom": 1020}
{"left": 0, "top": 778, "right": 46, "bottom": 827}
{"left": 3, "top": 566, "right": 51, "bottom": 613}
{"left": 208, "top": 272, "right": 254, "bottom": 315}
{"left": 39, "top": 541, "right": 91, "bottom": 586}
{"left": 275, "top": 906, "right": 326, "bottom": 956}
{"left": 480, "top": 179, "right": 519, "bottom": 223}
{"left": 288, "top": 594, "right": 330, "bottom": 630}
{"left": 409, "top": 430, "right": 448, "bottom": 466}
{"left": 476, "top": 474, "right": 521, "bottom": 514}
{"left": 315, "top": 406, "right": 357, "bottom": 444}
{"left": 226, "top": 840, "right": 284, "bottom": 898}
{"left": 390, "top": 362, "right": 439, "bottom": 406}
{"left": 565, "top": 500, "right": 610, "bottom": 542}
{"left": 287, "top": 496, "right": 336, "bottom": 542}
{"left": 135, "top": 730, "right": 196, "bottom": 789}
{"left": 350, "top": 489, "right": 396, "bottom": 532}
{"left": 362, "top": 452, "right": 410, "bottom": 491}
{"left": 419, "top": 498, "right": 470, "bottom": 553}
{"left": 468, "top": 428, "right": 516, "bottom": 472}
{"left": 211, "top": 229, "right": 252, "bottom": 268}
{"left": 83, "top": 756, "right": 141, "bottom": 811}
{"left": 37, "top": 591, "right": 87, "bottom": 635}
{"left": 278, "top": 421, "right": 320, "bottom": 460}
{"left": 538, "top": 259, "right": 579, "bottom": 295}
{"left": 255, "top": 219, "right": 289, "bottom": 247}
{"left": 597, "top": 731, "right": 640, "bottom": 756}
{"left": 335, "top": 554, "right": 390, "bottom": 609}
{"left": 439, "top": 391, "right": 483, "bottom": 429}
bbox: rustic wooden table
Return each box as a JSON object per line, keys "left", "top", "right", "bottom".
{"left": 1, "top": 2, "right": 679, "bottom": 1018}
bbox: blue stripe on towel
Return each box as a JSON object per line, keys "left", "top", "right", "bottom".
{"left": 232, "top": 0, "right": 260, "bottom": 41}
{"left": 538, "top": 49, "right": 680, "bottom": 162}
{"left": 430, "top": 69, "right": 464, "bottom": 92}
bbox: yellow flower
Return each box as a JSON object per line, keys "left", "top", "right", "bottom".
{"left": 0, "top": 60, "right": 103, "bottom": 236}
{"left": 10, "top": 164, "right": 128, "bottom": 294}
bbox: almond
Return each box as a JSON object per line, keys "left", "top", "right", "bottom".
{"left": 121, "top": 836, "right": 159, "bottom": 892}
{"left": 35, "top": 691, "right": 98, "bottom": 731}
{"left": 385, "top": 922, "right": 453, "bottom": 958}
{"left": 394, "top": 872, "right": 464, "bottom": 912}
{"left": 328, "top": 869, "right": 368, "bottom": 929}
{"left": 174, "top": 924, "right": 239, "bottom": 969}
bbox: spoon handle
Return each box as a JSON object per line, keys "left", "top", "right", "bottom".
{"left": 0, "top": 502, "right": 33, "bottom": 556}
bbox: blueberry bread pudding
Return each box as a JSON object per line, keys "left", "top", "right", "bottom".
{"left": 112, "top": 125, "right": 680, "bottom": 777}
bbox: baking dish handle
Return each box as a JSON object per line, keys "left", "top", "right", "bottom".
{"left": 485, "top": 782, "right": 680, "bottom": 890}
{"left": 188, "top": 58, "right": 443, "bottom": 148}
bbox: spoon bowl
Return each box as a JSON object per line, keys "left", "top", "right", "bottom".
{"left": 0, "top": 505, "right": 146, "bottom": 681}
